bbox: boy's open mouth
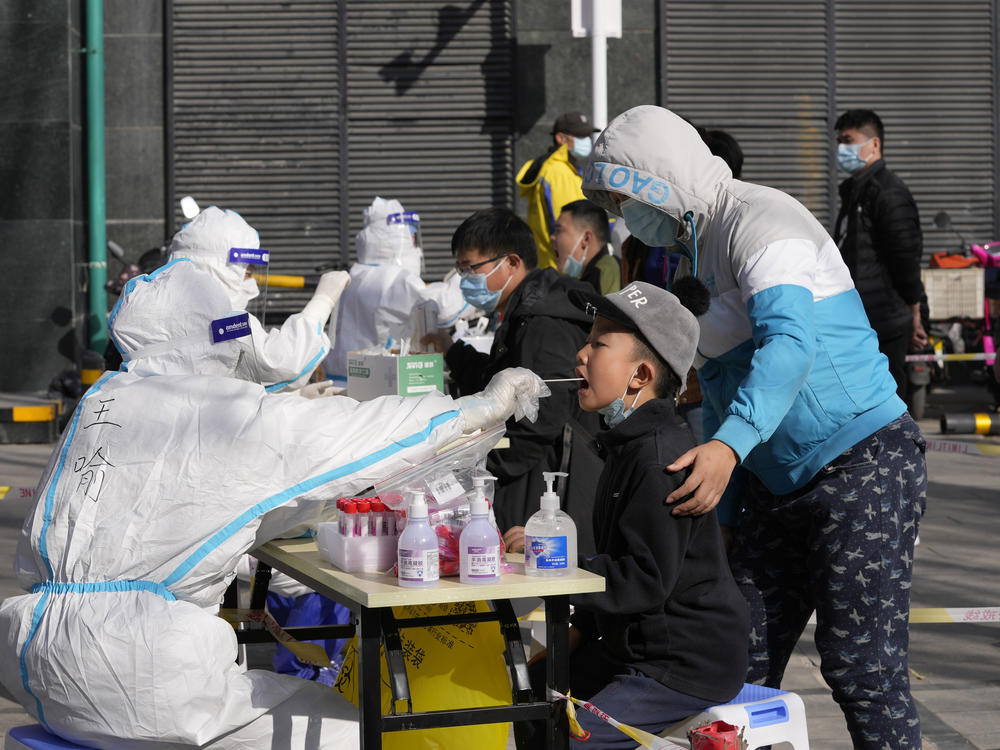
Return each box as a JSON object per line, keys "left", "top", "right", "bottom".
{"left": 575, "top": 369, "right": 589, "bottom": 393}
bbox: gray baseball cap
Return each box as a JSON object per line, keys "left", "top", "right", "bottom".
{"left": 569, "top": 281, "right": 699, "bottom": 389}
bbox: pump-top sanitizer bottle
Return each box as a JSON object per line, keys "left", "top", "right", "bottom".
{"left": 460, "top": 475, "right": 501, "bottom": 584}
{"left": 397, "top": 489, "right": 439, "bottom": 588}
{"left": 524, "top": 471, "right": 576, "bottom": 576}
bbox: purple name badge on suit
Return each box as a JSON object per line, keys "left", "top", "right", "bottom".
{"left": 228, "top": 247, "right": 270, "bottom": 265}
{"left": 211, "top": 312, "right": 252, "bottom": 343}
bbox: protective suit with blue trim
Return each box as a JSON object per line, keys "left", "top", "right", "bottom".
{"left": 0, "top": 259, "right": 547, "bottom": 749}
{"left": 169, "top": 205, "right": 349, "bottom": 392}
{"left": 323, "top": 197, "right": 477, "bottom": 380}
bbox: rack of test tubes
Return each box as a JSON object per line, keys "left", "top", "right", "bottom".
{"left": 316, "top": 496, "right": 399, "bottom": 573}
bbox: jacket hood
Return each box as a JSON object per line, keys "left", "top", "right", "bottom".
{"left": 109, "top": 259, "right": 250, "bottom": 378}
{"left": 507, "top": 267, "right": 594, "bottom": 325}
{"left": 167, "top": 206, "right": 262, "bottom": 309}
{"left": 582, "top": 106, "right": 732, "bottom": 239}
{"left": 356, "top": 196, "right": 424, "bottom": 273}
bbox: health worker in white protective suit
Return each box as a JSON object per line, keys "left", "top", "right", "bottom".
{"left": 0, "top": 258, "right": 548, "bottom": 750}
{"left": 323, "top": 197, "right": 476, "bottom": 380}
{"left": 169, "top": 205, "right": 349, "bottom": 391}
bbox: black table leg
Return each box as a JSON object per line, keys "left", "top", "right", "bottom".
{"left": 543, "top": 594, "right": 570, "bottom": 750}
{"left": 357, "top": 605, "right": 383, "bottom": 750}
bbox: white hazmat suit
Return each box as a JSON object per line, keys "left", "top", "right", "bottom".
{"left": 169, "top": 206, "right": 349, "bottom": 392}
{"left": 323, "top": 197, "right": 476, "bottom": 379}
{"left": 0, "top": 259, "right": 547, "bottom": 749}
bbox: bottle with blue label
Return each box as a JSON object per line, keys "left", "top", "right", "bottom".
{"left": 459, "top": 475, "right": 501, "bottom": 584}
{"left": 524, "top": 471, "right": 577, "bottom": 577}
{"left": 397, "top": 489, "right": 439, "bottom": 588}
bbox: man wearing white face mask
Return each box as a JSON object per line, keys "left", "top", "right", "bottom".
{"left": 551, "top": 199, "right": 621, "bottom": 294}
{"left": 834, "top": 109, "right": 928, "bottom": 400}
{"left": 169, "top": 206, "right": 350, "bottom": 392}
{"left": 517, "top": 111, "right": 596, "bottom": 269}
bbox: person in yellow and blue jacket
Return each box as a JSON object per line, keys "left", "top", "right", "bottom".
{"left": 517, "top": 111, "right": 595, "bottom": 269}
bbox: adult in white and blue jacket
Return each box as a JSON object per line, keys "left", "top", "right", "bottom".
{"left": 583, "top": 105, "right": 927, "bottom": 750}
{"left": 0, "top": 259, "right": 547, "bottom": 749}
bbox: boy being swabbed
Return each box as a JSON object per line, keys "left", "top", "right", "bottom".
{"left": 510, "top": 278, "right": 749, "bottom": 749}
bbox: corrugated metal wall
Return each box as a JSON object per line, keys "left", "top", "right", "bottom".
{"left": 662, "top": 0, "right": 999, "bottom": 257}
{"left": 169, "top": 0, "right": 513, "bottom": 315}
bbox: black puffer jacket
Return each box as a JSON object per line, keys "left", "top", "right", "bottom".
{"left": 446, "top": 267, "right": 603, "bottom": 544}
{"left": 834, "top": 159, "right": 924, "bottom": 334}
{"left": 570, "top": 399, "right": 749, "bottom": 703}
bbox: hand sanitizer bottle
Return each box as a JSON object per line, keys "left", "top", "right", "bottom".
{"left": 397, "top": 489, "right": 439, "bottom": 588}
{"left": 524, "top": 471, "right": 577, "bottom": 576}
{"left": 460, "top": 475, "right": 501, "bottom": 584}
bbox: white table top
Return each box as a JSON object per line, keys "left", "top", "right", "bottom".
{"left": 253, "top": 538, "right": 605, "bottom": 609}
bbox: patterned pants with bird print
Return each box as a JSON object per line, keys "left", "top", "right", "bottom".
{"left": 729, "top": 414, "right": 927, "bottom": 750}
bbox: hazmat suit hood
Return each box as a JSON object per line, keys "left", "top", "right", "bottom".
{"left": 168, "top": 205, "right": 262, "bottom": 309}
{"left": 356, "top": 196, "right": 424, "bottom": 275}
{"left": 109, "top": 259, "right": 254, "bottom": 379}
{"left": 582, "top": 105, "right": 733, "bottom": 242}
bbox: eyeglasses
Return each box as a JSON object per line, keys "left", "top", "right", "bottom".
{"left": 456, "top": 254, "right": 508, "bottom": 276}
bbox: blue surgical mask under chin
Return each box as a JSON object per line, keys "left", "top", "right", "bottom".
{"left": 570, "top": 135, "right": 592, "bottom": 160}
{"left": 597, "top": 367, "right": 642, "bottom": 428}
{"left": 621, "top": 198, "right": 680, "bottom": 248}
{"left": 460, "top": 258, "right": 509, "bottom": 312}
{"left": 837, "top": 142, "right": 870, "bottom": 174}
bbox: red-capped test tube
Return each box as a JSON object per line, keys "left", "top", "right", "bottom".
{"left": 343, "top": 501, "right": 357, "bottom": 537}
{"left": 355, "top": 499, "right": 371, "bottom": 537}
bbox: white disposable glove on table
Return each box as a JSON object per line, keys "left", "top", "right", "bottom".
{"left": 454, "top": 367, "right": 551, "bottom": 433}
{"left": 301, "top": 270, "right": 352, "bottom": 326}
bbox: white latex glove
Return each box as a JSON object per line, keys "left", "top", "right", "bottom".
{"left": 301, "top": 270, "right": 351, "bottom": 326}
{"left": 454, "top": 367, "right": 551, "bottom": 433}
{"left": 296, "top": 380, "right": 343, "bottom": 399}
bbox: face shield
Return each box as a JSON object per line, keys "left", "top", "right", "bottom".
{"left": 386, "top": 211, "right": 424, "bottom": 276}
{"left": 232, "top": 246, "right": 271, "bottom": 327}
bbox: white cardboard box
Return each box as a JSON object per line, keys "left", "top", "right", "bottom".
{"left": 347, "top": 351, "right": 445, "bottom": 400}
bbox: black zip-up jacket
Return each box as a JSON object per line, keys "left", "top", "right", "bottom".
{"left": 445, "top": 267, "right": 603, "bottom": 536}
{"left": 834, "top": 159, "right": 924, "bottom": 334}
{"left": 570, "top": 398, "right": 749, "bottom": 703}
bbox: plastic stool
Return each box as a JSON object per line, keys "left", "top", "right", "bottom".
{"left": 664, "top": 684, "right": 809, "bottom": 750}
{"left": 5, "top": 725, "right": 97, "bottom": 749}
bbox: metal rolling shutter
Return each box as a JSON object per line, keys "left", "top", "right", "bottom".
{"left": 345, "top": 1, "right": 514, "bottom": 281}
{"left": 170, "top": 1, "right": 342, "bottom": 315}
{"left": 834, "top": 0, "right": 999, "bottom": 258}
{"left": 662, "top": 2, "right": 835, "bottom": 225}
{"left": 169, "top": 1, "right": 514, "bottom": 316}
{"left": 661, "top": 1, "right": 999, "bottom": 252}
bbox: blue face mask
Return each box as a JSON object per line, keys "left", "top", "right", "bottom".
{"left": 570, "top": 135, "right": 592, "bottom": 160}
{"left": 459, "top": 257, "right": 510, "bottom": 312}
{"left": 597, "top": 366, "right": 642, "bottom": 428}
{"left": 621, "top": 198, "right": 680, "bottom": 248}
{"left": 837, "top": 140, "right": 871, "bottom": 174}
{"left": 561, "top": 234, "right": 586, "bottom": 279}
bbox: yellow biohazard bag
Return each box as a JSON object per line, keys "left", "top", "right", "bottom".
{"left": 334, "top": 601, "right": 511, "bottom": 750}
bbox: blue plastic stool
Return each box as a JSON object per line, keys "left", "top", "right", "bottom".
{"left": 5, "top": 725, "right": 98, "bottom": 749}
{"left": 662, "top": 683, "right": 810, "bottom": 750}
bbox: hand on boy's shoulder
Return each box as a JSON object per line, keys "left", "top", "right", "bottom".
{"left": 664, "top": 440, "right": 739, "bottom": 517}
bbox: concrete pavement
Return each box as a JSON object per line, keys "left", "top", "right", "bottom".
{"left": 2, "top": 383, "right": 999, "bottom": 748}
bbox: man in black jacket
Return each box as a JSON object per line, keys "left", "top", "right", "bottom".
{"left": 427, "top": 208, "right": 602, "bottom": 548}
{"left": 834, "top": 109, "right": 929, "bottom": 398}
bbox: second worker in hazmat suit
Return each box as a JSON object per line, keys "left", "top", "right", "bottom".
{"left": 0, "top": 258, "right": 547, "bottom": 749}
{"left": 323, "top": 196, "right": 475, "bottom": 380}
{"left": 169, "top": 205, "right": 348, "bottom": 391}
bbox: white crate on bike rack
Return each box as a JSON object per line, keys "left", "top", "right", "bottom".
{"left": 921, "top": 268, "right": 984, "bottom": 319}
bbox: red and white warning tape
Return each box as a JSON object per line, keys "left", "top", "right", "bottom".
{"left": 0, "top": 486, "right": 37, "bottom": 501}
